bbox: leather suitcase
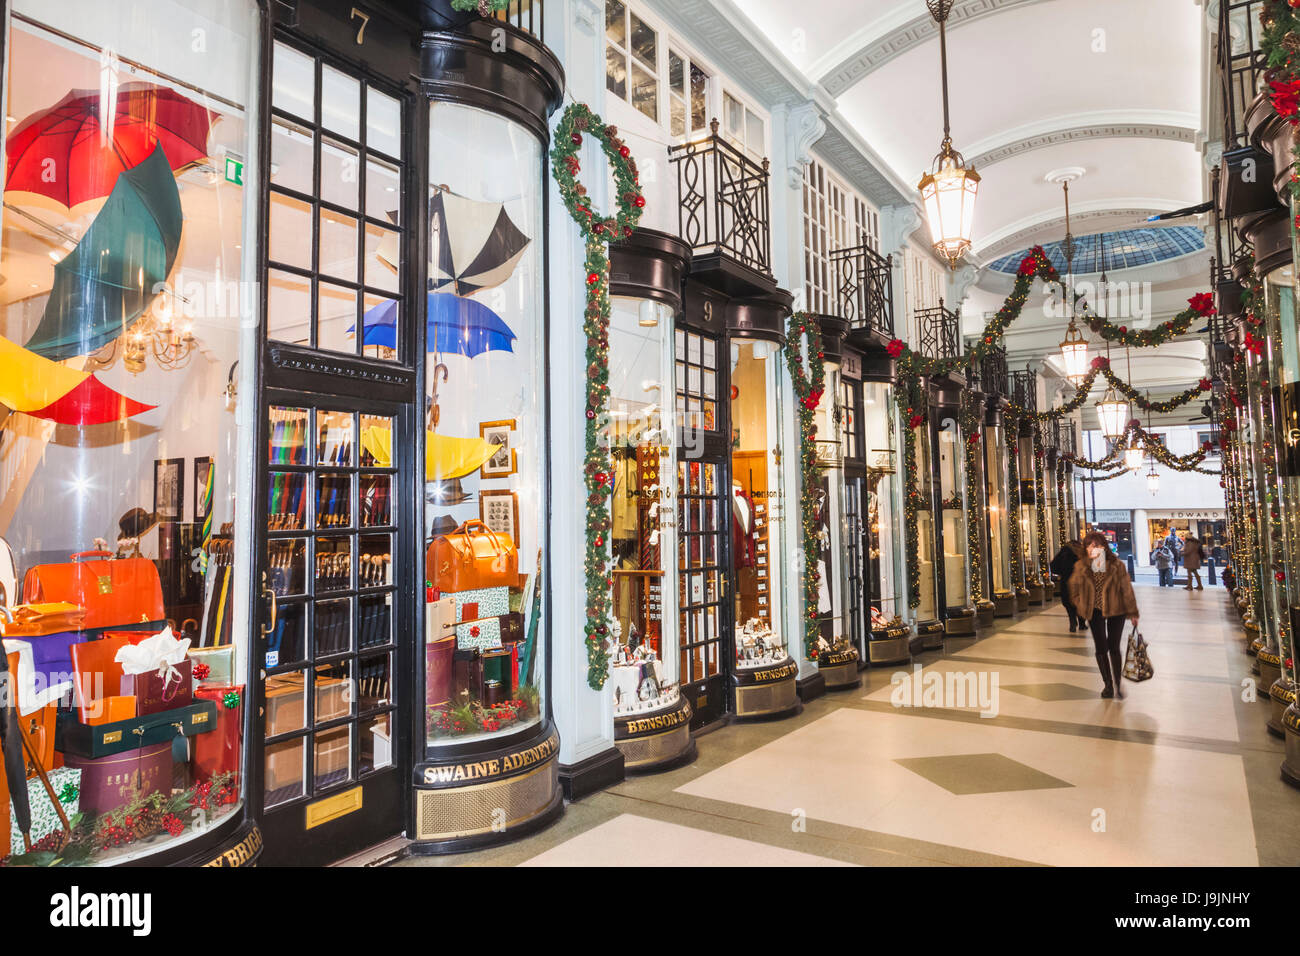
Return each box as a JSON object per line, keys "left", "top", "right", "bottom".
{"left": 425, "top": 520, "right": 517, "bottom": 592}
{"left": 22, "top": 551, "right": 164, "bottom": 633}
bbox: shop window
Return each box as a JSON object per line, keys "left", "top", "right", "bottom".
{"left": 730, "top": 341, "right": 786, "bottom": 662}
{"left": 606, "top": 0, "right": 659, "bottom": 122}
{"left": 936, "top": 422, "right": 970, "bottom": 609}
{"left": 608, "top": 297, "right": 678, "bottom": 714}
{"left": 0, "top": 0, "right": 260, "bottom": 864}
{"left": 267, "top": 40, "right": 405, "bottom": 361}
{"left": 862, "top": 382, "right": 899, "bottom": 621}
{"left": 423, "top": 102, "right": 546, "bottom": 746}
{"left": 722, "top": 91, "right": 765, "bottom": 162}
{"left": 668, "top": 49, "right": 710, "bottom": 139}
{"left": 675, "top": 329, "right": 718, "bottom": 435}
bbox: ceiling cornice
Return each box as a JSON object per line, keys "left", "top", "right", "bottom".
{"left": 817, "top": 0, "right": 1053, "bottom": 97}
{"left": 964, "top": 118, "right": 1199, "bottom": 170}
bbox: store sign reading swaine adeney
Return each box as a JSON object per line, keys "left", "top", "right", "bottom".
{"left": 419, "top": 732, "right": 559, "bottom": 787}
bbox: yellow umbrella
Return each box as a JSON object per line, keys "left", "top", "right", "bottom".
{"left": 361, "top": 425, "right": 499, "bottom": 479}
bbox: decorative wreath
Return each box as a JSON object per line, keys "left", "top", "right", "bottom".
{"left": 783, "top": 312, "right": 826, "bottom": 660}
{"left": 550, "top": 102, "right": 645, "bottom": 692}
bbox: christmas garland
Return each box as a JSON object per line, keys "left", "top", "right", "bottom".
{"left": 1005, "top": 422, "right": 1025, "bottom": 589}
{"left": 1032, "top": 428, "right": 1051, "bottom": 585}
{"left": 1261, "top": 2, "right": 1300, "bottom": 222}
{"left": 450, "top": 0, "right": 511, "bottom": 14}
{"left": 962, "top": 392, "right": 985, "bottom": 603}
{"left": 900, "top": 393, "right": 923, "bottom": 609}
{"left": 783, "top": 312, "right": 826, "bottom": 660}
{"left": 551, "top": 102, "right": 645, "bottom": 691}
{"left": 1055, "top": 459, "right": 1068, "bottom": 547}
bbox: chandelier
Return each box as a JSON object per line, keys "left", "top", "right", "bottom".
{"left": 1054, "top": 177, "right": 1089, "bottom": 383}
{"left": 917, "top": 0, "right": 980, "bottom": 269}
{"left": 87, "top": 289, "right": 197, "bottom": 375}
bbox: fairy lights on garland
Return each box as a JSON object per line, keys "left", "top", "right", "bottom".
{"left": 1004, "top": 356, "right": 1211, "bottom": 422}
{"left": 888, "top": 241, "right": 1214, "bottom": 612}
{"left": 783, "top": 312, "right": 827, "bottom": 660}
{"left": 1005, "top": 419, "right": 1026, "bottom": 589}
{"left": 1032, "top": 426, "right": 1051, "bottom": 585}
{"left": 551, "top": 102, "right": 645, "bottom": 691}
{"left": 961, "top": 392, "right": 985, "bottom": 603}
{"left": 1055, "top": 459, "right": 1068, "bottom": 548}
{"left": 1260, "top": 2, "right": 1300, "bottom": 222}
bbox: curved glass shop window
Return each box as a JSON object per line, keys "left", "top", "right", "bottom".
{"left": 0, "top": 0, "right": 259, "bottom": 864}
{"left": 607, "top": 296, "right": 678, "bottom": 714}
{"left": 1018, "top": 438, "right": 1040, "bottom": 580}
{"left": 985, "top": 421, "right": 1011, "bottom": 597}
{"left": 730, "top": 340, "right": 788, "bottom": 664}
{"left": 1270, "top": 261, "right": 1300, "bottom": 686}
{"left": 1044, "top": 458, "right": 1059, "bottom": 551}
{"left": 864, "top": 382, "right": 899, "bottom": 624}
{"left": 936, "top": 420, "right": 970, "bottom": 609}
{"left": 913, "top": 423, "right": 938, "bottom": 623}
{"left": 423, "top": 102, "right": 546, "bottom": 746}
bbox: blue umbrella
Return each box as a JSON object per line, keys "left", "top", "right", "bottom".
{"left": 355, "top": 292, "right": 516, "bottom": 357}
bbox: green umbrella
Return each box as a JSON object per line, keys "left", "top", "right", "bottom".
{"left": 25, "top": 141, "right": 183, "bottom": 361}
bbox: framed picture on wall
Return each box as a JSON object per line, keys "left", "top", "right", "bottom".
{"left": 480, "top": 489, "right": 520, "bottom": 543}
{"left": 194, "top": 457, "right": 214, "bottom": 523}
{"left": 154, "top": 458, "right": 185, "bottom": 521}
{"left": 479, "top": 420, "right": 517, "bottom": 477}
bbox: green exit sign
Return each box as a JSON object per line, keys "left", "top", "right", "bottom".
{"left": 224, "top": 157, "right": 244, "bottom": 186}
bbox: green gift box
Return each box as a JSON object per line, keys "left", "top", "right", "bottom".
{"left": 10, "top": 766, "right": 80, "bottom": 856}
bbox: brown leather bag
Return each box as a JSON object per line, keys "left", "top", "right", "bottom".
{"left": 22, "top": 551, "right": 164, "bottom": 631}
{"left": 425, "top": 520, "right": 517, "bottom": 593}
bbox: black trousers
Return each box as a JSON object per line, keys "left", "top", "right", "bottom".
{"left": 1089, "top": 611, "right": 1126, "bottom": 688}
{"left": 1060, "top": 592, "right": 1081, "bottom": 627}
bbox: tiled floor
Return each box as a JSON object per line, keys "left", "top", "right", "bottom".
{"left": 395, "top": 583, "right": 1299, "bottom": 867}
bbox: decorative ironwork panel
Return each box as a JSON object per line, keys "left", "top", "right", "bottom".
{"left": 1010, "top": 369, "right": 1038, "bottom": 414}
{"left": 915, "top": 301, "right": 960, "bottom": 362}
{"left": 491, "top": 0, "right": 544, "bottom": 41}
{"left": 1218, "top": 0, "right": 1268, "bottom": 147}
{"left": 668, "top": 120, "right": 772, "bottom": 275}
{"left": 979, "top": 342, "right": 1008, "bottom": 398}
{"left": 831, "top": 240, "right": 893, "bottom": 338}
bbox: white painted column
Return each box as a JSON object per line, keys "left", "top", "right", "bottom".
{"left": 546, "top": 0, "right": 618, "bottom": 777}
{"left": 1134, "top": 508, "right": 1151, "bottom": 567}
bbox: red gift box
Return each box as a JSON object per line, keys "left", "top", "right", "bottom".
{"left": 120, "top": 659, "right": 193, "bottom": 716}
{"left": 64, "top": 742, "right": 171, "bottom": 816}
{"left": 193, "top": 684, "right": 243, "bottom": 783}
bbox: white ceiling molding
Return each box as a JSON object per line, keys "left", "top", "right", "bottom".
{"left": 962, "top": 113, "right": 1200, "bottom": 170}
{"left": 817, "top": 0, "right": 1053, "bottom": 96}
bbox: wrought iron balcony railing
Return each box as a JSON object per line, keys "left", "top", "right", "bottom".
{"left": 979, "top": 342, "right": 1008, "bottom": 399}
{"left": 667, "top": 119, "right": 772, "bottom": 276}
{"left": 490, "top": 0, "right": 543, "bottom": 41}
{"left": 1218, "top": 0, "right": 1268, "bottom": 147}
{"left": 1010, "top": 368, "right": 1038, "bottom": 415}
{"left": 830, "top": 239, "right": 894, "bottom": 339}
{"left": 915, "top": 300, "right": 961, "bottom": 362}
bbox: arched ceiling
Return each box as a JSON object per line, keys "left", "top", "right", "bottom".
{"left": 736, "top": 0, "right": 1216, "bottom": 420}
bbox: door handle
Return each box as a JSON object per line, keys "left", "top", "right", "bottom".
{"left": 260, "top": 570, "right": 278, "bottom": 637}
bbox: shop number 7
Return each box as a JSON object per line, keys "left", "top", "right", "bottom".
{"left": 351, "top": 7, "right": 370, "bottom": 44}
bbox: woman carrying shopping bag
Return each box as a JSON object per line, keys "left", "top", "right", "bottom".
{"left": 1069, "top": 530, "right": 1140, "bottom": 699}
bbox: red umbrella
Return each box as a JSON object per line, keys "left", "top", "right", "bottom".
{"left": 5, "top": 82, "right": 215, "bottom": 209}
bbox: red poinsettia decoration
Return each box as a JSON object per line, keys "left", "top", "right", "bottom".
{"left": 1188, "top": 292, "right": 1216, "bottom": 316}
{"left": 886, "top": 338, "right": 906, "bottom": 358}
{"left": 1202, "top": 440, "right": 1214, "bottom": 453}
{"left": 1091, "top": 355, "right": 1110, "bottom": 370}
{"left": 1277, "top": 570, "right": 1287, "bottom": 583}
{"left": 908, "top": 414, "right": 925, "bottom": 430}
{"left": 1269, "top": 77, "right": 1300, "bottom": 120}
{"left": 1017, "top": 252, "right": 1040, "bottom": 276}
{"left": 967, "top": 432, "right": 981, "bottom": 445}
{"left": 1198, "top": 377, "right": 1212, "bottom": 391}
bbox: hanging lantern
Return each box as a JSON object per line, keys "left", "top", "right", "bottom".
{"left": 1124, "top": 443, "right": 1145, "bottom": 471}
{"left": 917, "top": 0, "right": 979, "bottom": 268}
{"left": 1096, "top": 385, "right": 1127, "bottom": 439}
{"left": 1060, "top": 316, "right": 1089, "bottom": 384}
{"left": 1146, "top": 462, "right": 1160, "bottom": 494}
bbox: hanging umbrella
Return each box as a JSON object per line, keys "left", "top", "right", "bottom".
{"left": 353, "top": 292, "right": 517, "bottom": 357}
{"left": 5, "top": 82, "right": 215, "bottom": 211}
{"left": 24, "top": 142, "right": 183, "bottom": 361}
{"left": 376, "top": 188, "right": 530, "bottom": 295}
{"left": 0, "top": 333, "right": 154, "bottom": 425}
{"left": 360, "top": 424, "right": 499, "bottom": 479}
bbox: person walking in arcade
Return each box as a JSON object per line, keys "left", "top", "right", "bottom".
{"left": 1182, "top": 534, "right": 1204, "bottom": 591}
{"left": 1069, "top": 530, "right": 1140, "bottom": 699}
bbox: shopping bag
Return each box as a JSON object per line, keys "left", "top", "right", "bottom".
{"left": 1122, "top": 624, "right": 1154, "bottom": 682}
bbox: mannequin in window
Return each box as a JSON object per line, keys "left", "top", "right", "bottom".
{"left": 732, "top": 479, "right": 755, "bottom": 568}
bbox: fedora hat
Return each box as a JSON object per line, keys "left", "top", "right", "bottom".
{"left": 119, "top": 507, "right": 161, "bottom": 539}
{"left": 425, "top": 477, "right": 470, "bottom": 506}
{"left": 428, "top": 514, "right": 459, "bottom": 537}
